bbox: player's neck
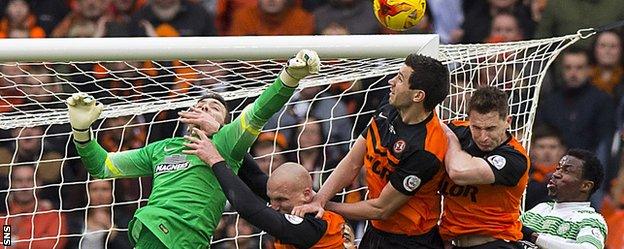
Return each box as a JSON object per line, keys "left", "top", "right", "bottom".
{"left": 398, "top": 105, "right": 430, "bottom": 125}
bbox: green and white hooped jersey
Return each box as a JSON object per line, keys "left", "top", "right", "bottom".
{"left": 521, "top": 202, "right": 607, "bottom": 249}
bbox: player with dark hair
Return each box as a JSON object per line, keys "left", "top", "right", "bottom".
{"left": 293, "top": 53, "right": 450, "bottom": 249}
{"left": 521, "top": 149, "right": 608, "bottom": 249}
{"left": 183, "top": 128, "right": 356, "bottom": 249}
{"left": 439, "top": 86, "right": 530, "bottom": 248}
{"left": 66, "top": 49, "right": 320, "bottom": 248}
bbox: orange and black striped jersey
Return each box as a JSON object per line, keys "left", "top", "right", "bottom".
{"left": 439, "top": 120, "right": 530, "bottom": 241}
{"left": 274, "top": 211, "right": 356, "bottom": 249}
{"left": 361, "top": 103, "right": 447, "bottom": 236}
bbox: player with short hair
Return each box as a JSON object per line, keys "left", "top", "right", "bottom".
{"left": 521, "top": 149, "right": 608, "bottom": 249}
{"left": 183, "top": 129, "right": 356, "bottom": 249}
{"left": 439, "top": 86, "right": 530, "bottom": 248}
{"left": 66, "top": 49, "right": 320, "bottom": 248}
{"left": 293, "top": 53, "right": 450, "bottom": 249}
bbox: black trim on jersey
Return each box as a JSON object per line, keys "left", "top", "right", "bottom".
{"left": 486, "top": 146, "right": 528, "bottom": 186}
{"left": 389, "top": 150, "right": 442, "bottom": 195}
{"left": 239, "top": 153, "right": 269, "bottom": 201}
{"left": 212, "top": 162, "right": 328, "bottom": 249}
{"left": 448, "top": 123, "right": 528, "bottom": 187}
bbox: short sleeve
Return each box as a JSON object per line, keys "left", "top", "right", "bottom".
{"left": 389, "top": 150, "right": 442, "bottom": 195}
{"left": 485, "top": 146, "right": 528, "bottom": 186}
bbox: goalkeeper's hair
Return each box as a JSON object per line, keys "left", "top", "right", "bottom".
{"left": 468, "top": 86, "right": 508, "bottom": 119}
{"left": 405, "top": 54, "right": 449, "bottom": 112}
{"left": 199, "top": 93, "right": 230, "bottom": 122}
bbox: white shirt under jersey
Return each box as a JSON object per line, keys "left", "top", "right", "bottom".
{"left": 521, "top": 202, "right": 608, "bottom": 249}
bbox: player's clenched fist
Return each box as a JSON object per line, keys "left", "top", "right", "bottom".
{"left": 279, "top": 49, "right": 321, "bottom": 87}
{"left": 66, "top": 92, "right": 103, "bottom": 142}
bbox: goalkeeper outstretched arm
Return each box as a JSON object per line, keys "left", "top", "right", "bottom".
{"left": 67, "top": 93, "right": 153, "bottom": 179}
{"left": 182, "top": 49, "right": 321, "bottom": 166}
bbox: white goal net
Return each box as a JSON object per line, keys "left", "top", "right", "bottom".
{"left": 0, "top": 34, "right": 581, "bottom": 248}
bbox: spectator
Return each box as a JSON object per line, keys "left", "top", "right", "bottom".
{"left": 535, "top": 0, "right": 624, "bottom": 46}
{"left": 0, "top": 64, "right": 26, "bottom": 113}
{"left": 100, "top": 0, "right": 146, "bottom": 37}
{"left": 484, "top": 11, "right": 524, "bottom": 43}
{"left": 51, "top": 0, "right": 109, "bottom": 37}
{"left": 528, "top": 0, "right": 547, "bottom": 22}
{"left": 0, "top": 126, "right": 64, "bottom": 207}
{"left": 536, "top": 47, "right": 615, "bottom": 156}
{"left": 292, "top": 117, "right": 339, "bottom": 190}
{"left": 460, "top": 0, "right": 534, "bottom": 43}
{"left": 14, "top": 0, "right": 70, "bottom": 35}
{"left": 212, "top": 216, "right": 261, "bottom": 249}
{"left": 67, "top": 180, "right": 132, "bottom": 249}
{"left": 16, "top": 65, "right": 64, "bottom": 110}
{"left": 228, "top": 0, "right": 314, "bottom": 36}
{"left": 265, "top": 85, "right": 354, "bottom": 159}
{"left": 525, "top": 124, "right": 566, "bottom": 209}
{"left": 252, "top": 132, "right": 288, "bottom": 174}
{"left": 313, "top": 0, "right": 380, "bottom": 35}
{"left": 589, "top": 31, "right": 624, "bottom": 99}
{"left": 0, "top": 0, "right": 45, "bottom": 38}
{"left": 0, "top": 165, "right": 68, "bottom": 249}
{"left": 131, "top": 0, "right": 215, "bottom": 37}
{"left": 428, "top": 0, "right": 464, "bottom": 44}
{"left": 212, "top": 0, "right": 257, "bottom": 35}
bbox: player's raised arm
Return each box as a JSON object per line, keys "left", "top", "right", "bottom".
{"left": 67, "top": 93, "right": 152, "bottom": 179}
{"left": 214, "top": 49, "right": 321, "bottom": 163}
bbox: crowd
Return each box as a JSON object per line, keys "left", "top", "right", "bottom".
{"left": 0, "top": 0, "right": 623, "bottom": 248}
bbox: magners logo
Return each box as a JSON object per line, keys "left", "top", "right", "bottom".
{"left": 155, "top": 154, "right": 190, "bottom": 174}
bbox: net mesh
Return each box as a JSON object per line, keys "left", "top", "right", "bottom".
{"left": 0, "top": 34, "right": 579, "bottom": 248}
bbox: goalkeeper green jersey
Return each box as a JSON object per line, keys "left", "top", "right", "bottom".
{"left": 75, "top": 78, "right": 295, "bottom": 248}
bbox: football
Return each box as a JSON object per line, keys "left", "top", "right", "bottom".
{"left": 373, "top": 0, "right": 427, "bottom": 31}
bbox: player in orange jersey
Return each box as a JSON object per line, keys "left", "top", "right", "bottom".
{"left": 439, "top": 86, "right": 530, "bottom": 248}
{"left": 293, "top": 53, "right": 450, "bottom": 249}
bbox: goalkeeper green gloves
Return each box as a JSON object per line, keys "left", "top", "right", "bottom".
{"left": 279, "top": 49, "right": 321, "bottom": 87}
{"left": 66, "top": 93, "right": 103, "bottom": 143}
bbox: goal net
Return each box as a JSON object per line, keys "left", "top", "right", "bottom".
{"left": 0, "top": 34, "right": 581, "bottom": 248}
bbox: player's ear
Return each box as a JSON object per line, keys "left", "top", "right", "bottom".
{"left": 580, "top": 180, "right": 594, "bottom": 194}
{"left": 303, "top": 187, "right": 313, "bottom": 202}
{"left": 412, "top": 89, "right": 425, "bottom": 103}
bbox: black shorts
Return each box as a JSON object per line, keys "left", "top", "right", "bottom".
{"left": 452, "top": 240, "right": 534, "bottom": 249}
{"left": 358, "top": 226, "right": 443, "bottom": 249}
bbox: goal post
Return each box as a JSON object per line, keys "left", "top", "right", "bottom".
{"left": 0, "top": 35, "right": 439, "bottom": 62}
{"left": 0, "top": 33, "right": 582, "bottom": 248}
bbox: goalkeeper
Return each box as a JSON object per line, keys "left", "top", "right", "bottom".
{"left": 66, "top": 49, "right": 320, "bottom": 249}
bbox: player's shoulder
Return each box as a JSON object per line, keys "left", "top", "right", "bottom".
{"left": 373, "top": 103, "right": 398, "bottom": 121}
{"left": 492, "top": 137, "right": 529, "bottom": 161}
{"left": 447, "top": 120, "right": 471, "bottom": 140}
{"left": 575, "top": 206, "right": 607, "bottom": 223}
{"left": 527, "top": 202, "right": 554, "bottom": 213}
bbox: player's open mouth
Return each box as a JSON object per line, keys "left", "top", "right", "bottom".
{"left": 547, "top": 178, "right": 556, "bottom": 188}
